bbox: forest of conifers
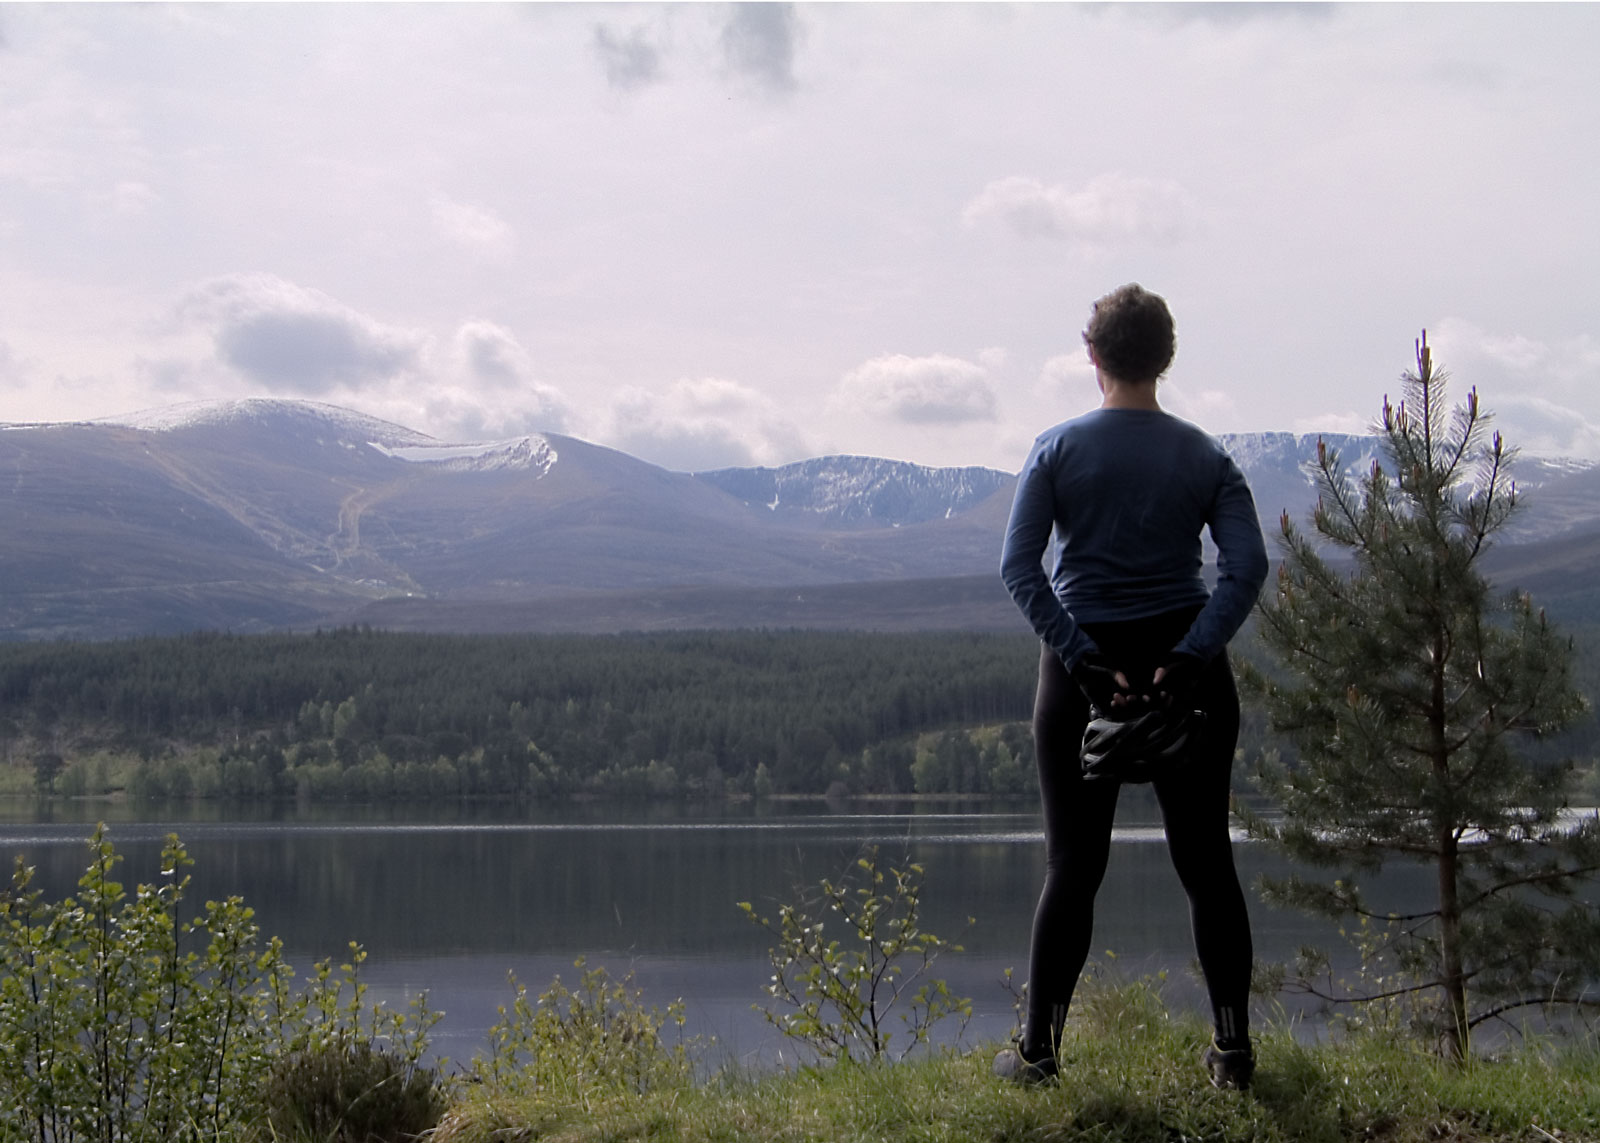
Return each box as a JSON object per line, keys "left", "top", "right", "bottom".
{"left": 0, "top": 629, "right": 1039, "bottom": 799}
{"left": 0, "top": 625, "right": 1595, "bottom": 802}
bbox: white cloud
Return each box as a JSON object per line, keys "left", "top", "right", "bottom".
{"left": 110, "top": 180, "right": 157, "bottom": 218}
{"left": 963, "top": 173, "right": 1200, "bottom": 249}
{"left": 1289, "top": 396, "right": 1600, "bottom": 462}
{"left": 1162, "top": 383, "right": 1237, "bottom": 426}
{"left": 1291, "top": 411, "right": 1374, "bottom": 437}
{"left": 1124, "top": 3, "right": 1337, "bottom": 29}
{"left": 445, "top": 320, "right": 570, "bottom": 433}
{"left": 0, "top": 339, "right": 24, "bottom": 388}
{"left": 429, "top": 195, "right": 515, "bottom": 256}
{"left": 393, "top": 385, "right": 565, "bottom": 444}
{"left": 1424, "top": 318, "right": 1600, "bottom": 457}
{"left": 1488, "top": 395, "right": 1600, "bottom": 461}
{"left": 452, "top": 321, "right": 535, "bottom": 390}
{"left": 174, "top": 274, "right": 428, "bottom": 394}
{"left": 600, "top": 376, "right": 810, "bottom": 471}
{"left": 1040, "top": 352, "right": 1095, "bottom": 394}
{"left": 1429, "top": 318, "right": 1600, "bottom": 386}
{"left": 977, "top": 346, "right": 1008, "bottom": 373}
{"left": 832, "top": 353, "right": 998, "bottom": 425}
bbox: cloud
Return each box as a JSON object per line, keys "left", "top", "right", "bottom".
{"left": 176, "top": 274, "right": 428, "bottom": 394}
{"left": 1162, "top": 383, "right": 1237, "bottom": 426}
{"left": 134, "top": 354, "right": 218, "bottom": 398}
{"left": 453, "top": 321, "right": 534, "bottom": 390}
{"left": 430, "top": 196, "right": 515, "bottom": 256}
{"left": 977, "top": 346, "right": 1008, "bottom": 373}
{"left": 1426, "top": 319, "right": 1600, "bottom": 451}
{"left": 1488, "top": 395, "right": 1600, "bottom": 461}
{"left": 601, "top": 376, "right": 810, "bottom": 471}
{"left": 1291, "top": 411, "right": 1373, "bottom": 437}
{"left": 0, "top": 339, "right": 22, "bottom": 386}
{"left": 963, "top": 173, "right": 1199, "bottom": 249}
{"left": 1040, "top": 352, "right": 1096, "bottom": 394}
{"left": 719, "top": 3, "right": 799, "bottom": 96}
{"left": 1121, "top": 2, "right": 1336, "bottom": 28}
{"left": 593, "top": 22, "right": 664, "bottom": 91}
{"left": 110, "top": 181, "right": 158, "bottom": 218}
{"left": 405, "top": 385, "right": 568, "bottom": 443}
{"left": 447, "top": 320, "right": 570, "bottom": 431}
{"left": 832, "top": 354, "right": 998, "bottom": 425}
{"left": 1428, "top": 318, "right": 1600, "bottom": 383}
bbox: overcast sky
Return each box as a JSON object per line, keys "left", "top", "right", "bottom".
{"left": 2, "top": 3, "right": 1597, "bottom": 472}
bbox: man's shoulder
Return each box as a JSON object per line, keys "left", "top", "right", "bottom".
{"left": 1038, "top": 409, "right": 1224, "bottom": 451}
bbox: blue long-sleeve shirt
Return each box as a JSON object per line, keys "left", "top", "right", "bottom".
{"left": 1000, "top": 408, "right": 1268, "bottom": 670}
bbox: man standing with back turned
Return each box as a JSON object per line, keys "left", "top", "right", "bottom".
{"left": 996, "top": 284, "right": 1268, "bottom": 1090}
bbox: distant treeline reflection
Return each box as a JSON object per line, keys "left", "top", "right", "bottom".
{"left": 0, "top": 629, "right": 1045, "bottom": 800}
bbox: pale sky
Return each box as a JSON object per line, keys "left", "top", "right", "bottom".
{"left": 2, "top": 2, "right": 1597, "bottom": 471}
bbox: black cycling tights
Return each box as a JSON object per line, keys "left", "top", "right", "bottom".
{"left": 1022, "top": 607, "right": 1253, "bottom": 1059}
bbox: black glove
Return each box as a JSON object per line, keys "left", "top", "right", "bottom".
{"left": 1069, "top": 652, "right": 1132, "bottom": 716}
{"left": 1152, "top": 652, "right": 1204, "bottom": 709}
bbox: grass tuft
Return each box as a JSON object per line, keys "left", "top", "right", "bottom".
{"left": 431, "top": 998, "right": 1600, "bottom": 1143}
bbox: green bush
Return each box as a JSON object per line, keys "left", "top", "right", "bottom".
{"left": 0, "top": 827, "right": 276, "bottom": 1141}
{"left": 739, "top": 847, "right": 971, "bottom": 1062}
{"left": 471, "top": 958, "right": 694, "bottom": 1098}
{"left": 0, "top": 827, "right": 441, "bottom": 1142}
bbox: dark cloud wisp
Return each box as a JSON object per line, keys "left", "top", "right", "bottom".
{"left": 719, "top": 3, "right": 799, "bottom": 96}
{"left": 593, "top": 23, "right": 663, "bottom": 91}
{"left": 216, "top": 311, "right": 417, "bottom": 393}
{"left": 179, "top": 274, "right": 426, "bottom": 395}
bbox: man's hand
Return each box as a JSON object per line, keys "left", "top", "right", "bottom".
{"left": 1069, "top": 652, "right": 1134, "bottom": 715}
{"left": 1151, "top": 652, "right": 1204, "bottom": 709}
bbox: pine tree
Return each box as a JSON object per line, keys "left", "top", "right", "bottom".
{"left": 1244, "top": 333, "right": 1600, "bottom": 1060}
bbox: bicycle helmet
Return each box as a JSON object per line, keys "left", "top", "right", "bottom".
{"left": 1079, "top": 706, "right": 1204, "bottom": 783}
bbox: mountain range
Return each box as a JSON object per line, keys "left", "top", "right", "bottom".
{"left": 3, "top": 398, "right": 1598, "bottom": 640}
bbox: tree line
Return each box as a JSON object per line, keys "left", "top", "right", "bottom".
{"left": 0, "top": 629, "right": 1043, "bottom": 799}
{"left": 3, "top": 617, "right": 1598, "bottom": 802}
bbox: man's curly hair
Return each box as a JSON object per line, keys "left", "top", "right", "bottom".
{"left": 1085, "top": 284, "right": 1175, "bottom": 384}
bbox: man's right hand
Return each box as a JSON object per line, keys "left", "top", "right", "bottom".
{"left": 1069, "top": 652, "right": 1133, "bottom": 716}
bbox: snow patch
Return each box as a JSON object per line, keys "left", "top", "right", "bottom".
{"left": 696, "top": 454, "right": 1011, "bottom": 528}
{"left": 92, "top": 398, "right": 435, "bottom": 447}
{"left": 368, "top": 435, "right": 557, "bottom": 475}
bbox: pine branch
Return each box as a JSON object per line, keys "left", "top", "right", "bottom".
{"left": 1282, "top": 973, "right": 1444, "bottom": 1006}
{"left": 1311, "top": 440, "right": 1372, "bottom": 548}
{"left": 1461, "top": 861, "right": 1600, "bottom": 911}
{"left": 1348, "top": 904, "right": 1441, "bottom": 924}
{"left": 1468, "top": 994, "right": 1600, "bottom": 1029}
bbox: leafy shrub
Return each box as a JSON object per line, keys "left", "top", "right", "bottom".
{"left": 0, "top": 827, "right": 276, "bottom": 1142}
{"left": 0, "top": 827, "right": 440, "bottom": 1142}
{"left": 739, "top": 847, "right": 971, "bottom": 1062}
{"left": 471, "top": 958, "right": 693, "bottom": 1098}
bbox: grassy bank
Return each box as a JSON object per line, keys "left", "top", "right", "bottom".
{"left": 434, "top": 1019, "right": 1600, "bottom": 1143}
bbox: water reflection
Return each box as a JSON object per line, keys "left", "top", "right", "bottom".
{"left": 0, "top": 799, "right": 1341, "bottom": 1065}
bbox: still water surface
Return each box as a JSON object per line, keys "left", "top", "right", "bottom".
{"left": 0, "top": 799, "right": 1360, "bottom": 1066}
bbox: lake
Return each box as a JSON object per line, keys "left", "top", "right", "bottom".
{"left": 0, "top": 797, "right": 1382, "bottom": 1068}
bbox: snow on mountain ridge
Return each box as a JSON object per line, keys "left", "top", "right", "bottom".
{"left": 1216, "top": 430, "right": 1593, "bottom": 488}
{"left": 695, "top": 454, "right": 1011, "bottom": 528}
{"left": 369, "top": 435, "right": 557, "bottom": 475}
{"left": 93, "top": 398, "right": 436, "bottom": 447}
{"left": 1215, "top": 431, "right": 1374, "bottom": 469}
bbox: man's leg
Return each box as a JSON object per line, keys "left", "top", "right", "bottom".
{"left": 1020, "top": 644, "right": 1122, "bottom": 1063}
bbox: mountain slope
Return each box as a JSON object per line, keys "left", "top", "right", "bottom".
{"left": 3, "top": 399, "right": 1596, "bottom": 639}
{"left": 693, "top": 456, "right": 1012, "bottom": 529}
